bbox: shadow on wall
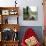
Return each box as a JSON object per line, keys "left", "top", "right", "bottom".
{"left": 18, "top": 26, "right": 43, "bottom": 43}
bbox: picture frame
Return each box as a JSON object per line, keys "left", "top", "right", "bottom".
{"left": 10, "top": 11, "right": 17, "bottom": 15}
{"left": 9, "top": 10, "right": 17, "bottom": 15}
{"left": 23, "top": 6, "right": 38, "bottom": 20}
{"left": 2, "top": 10, "right": 9, "bottom": 15}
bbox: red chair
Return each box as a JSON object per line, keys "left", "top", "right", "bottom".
{"left": 21, "top": 28, "right": 41, "bottom": 46}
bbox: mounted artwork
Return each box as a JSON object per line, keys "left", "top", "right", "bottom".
{"left": 23, "top": 6, "right": 38, "bottom": 20}
{"left": 2, "top": 10, "right": 9, "bottom": 15}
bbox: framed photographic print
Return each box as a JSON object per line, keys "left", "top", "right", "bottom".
{"left": 23, "top": 6, "right": 38, "bottom": 20}
{"left": 2, "top": 10, "right": 9, "bottom": 15}
{"left": 9, "top": 10, "right": 17, "bottom": 15}
{"left": 10, "top": 11, "right": 17, "bottom": 15}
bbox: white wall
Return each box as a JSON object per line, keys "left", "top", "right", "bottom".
{"left": 0, "top": 0, "right": 44, "bottom": 26}
{"left": 0, "top": 0, "right": 15, "bottom": 7}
